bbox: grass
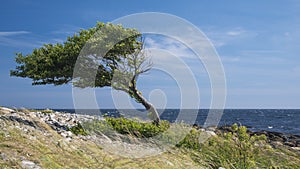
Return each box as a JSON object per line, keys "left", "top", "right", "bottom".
{"left": 0, "top": 114, "right": 202, "bottom": 168}
{"left": 1, "top": 110, "right": 300, "bottom": 168}
{"left": 70, "top": 117, "right": 300, "bottom": 168}
{"left": 176, "top": 123, "right": 300, "bottom": 169}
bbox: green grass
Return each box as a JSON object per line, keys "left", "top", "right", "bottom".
{"left": 1, "top": 111, "right": 300, "bottom": 168}
{"left": 176, "top": 123, "right": 300, "bottom": 169}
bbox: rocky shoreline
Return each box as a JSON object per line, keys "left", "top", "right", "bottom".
{"left": 1, "top": 107, "right": 299, "bottom": 151}
{"left": 217, "top": 125, "right": 300, "bottom": 151}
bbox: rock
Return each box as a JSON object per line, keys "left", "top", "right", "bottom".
{"left": 0, "top": 116, "right": 37, "bottom": 128}
{"left": 165, "top": 160, "right": 174, "bottom": 166}
{"left": 250, "top": 130, "right": 300, "bottom": 148}
{"left": 205, "top": 130, "right": 216, "bottom": 136}
{"left": 199, "top": 128, "right": 205, "bottom": 132}
{"left": 271, "top": 141, "right": 283, "bottom": 147}
{"left": 291, "top": 147, "right": 300, "bottom": 151}
{"left": 0, "top": 152, "right": 8, "bottom": 161}
{"left": 0, "top": 107, "right": 14, "bottom": 114}
{"left": 66, "top": 131, "right": 73, "bottom": 137}
{"left": 206, "top": 126, "right": 217, "bottom": 131}
{"left": 284, "top": 142, "right": 296, "bottom": 147}
{"left": 21, "top": 160, "right": 40, "bottom": 169}
{"left": 218, "top": 126, "right": 235, "bottom": 133}
{"left": 296, "top": 140, "right": 300, "bottom": 147}
{"left": 60, "top": 132, "right": 67, "bottom": 138}
{"left": 65, "top": 137, "right": 72, "bottom": 142}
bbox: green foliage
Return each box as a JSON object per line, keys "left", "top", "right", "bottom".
{"left": 10, "top": 21, "right": 159, "bottom": 123}
{"left": 81, "top": 118, "right": 192, "bottom": 146}
{"left": 10, "top": 22, "right": 141, "bottom": 88}
{"left": 2, "top": 113, "right": 299, "bottom": 168}
{"left": 81, "top": 119, "right": 113, "bottom": 137}
{"left": 203, "top": 124, "right": 268, "bottom": 169}
{"left": 105, "top": 117, "right": 170, "bottom": 138}
{"left": 0, "top": 132, "right": 5, "bottom": 141}
{"left": 176, "top": 124, "right": 271, "bottom": 169}
{"left": 40, "top": 109, "right": 54, "bottom": 114}
{"left": 176, "top": 128, "right": 201, "bottom": 149}
{"left": 80, "top": 117, "right": 170, "bottom": 138}
{"left": 68, "top": 123, "right": 88, "bottom": 136}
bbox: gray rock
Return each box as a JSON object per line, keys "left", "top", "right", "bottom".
{"left": 0, "top": 152, "right": 8, "bottom": 161}
{"left": 21, "top": 160, "right": 40, "bottom": 169}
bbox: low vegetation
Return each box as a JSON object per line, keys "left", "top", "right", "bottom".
{"left": 69, "top": 117, "right": 300, "bottom": 169}
{"left": 1, "top": 108, "right": 299, "bottom": 168}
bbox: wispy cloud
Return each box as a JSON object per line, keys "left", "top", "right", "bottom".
{"left": 51, "top": 25, "right": 81, "bottom": 35}
{"left": 0, "top": 31, "right": 40, "bottom": 48}
{"left": 0, "top": 26, "right": 79, "bottom": 48}
{"left": 145, "top": 36, "right": 195, "bottom": 59}
{"left": 0, "top": 31, "right": 30, "bottom": 37}
{"left": 222, "top": 49, "right": 286, "bottom": 65}
{"left": 204, "top": 27, "right": 258, "bottom": 47}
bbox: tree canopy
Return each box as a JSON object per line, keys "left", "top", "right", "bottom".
{"left": 11, "top": 22, "right": 141, "bottom": 87}
{"left": 11, "top": 22, "right": 160, "bottom": 124}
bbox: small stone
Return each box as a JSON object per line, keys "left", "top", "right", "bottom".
{"left": 60, "top": 132, "right": 67, "bottom": 138}
{"left": 21, "top": 160, "right": 40, "bottom": 169}
{"left": 271, "top": 141, "right": 283, "bottom": 147}
{"left": 284, "top": 141, "right": 296, "bottom": 147}
{"left": 165, "top": 160, "right": 174, "bottom": 166}
{"left": 66, "top": 131, "right": 73, "bottom": 137}
{"left": 199, "top": 128, "right": 205, "bottom": 132}
{"left": 65, "top": 137, "right": 72, "bottom": 142}
{"left": 291, "top": 147, "right": 300, "bottom": 151}
{"left": 205, "top": 131, "right": 216, "bottom": 136}
{"left": 0, "top": 153, "right": 8, "bottom": 161}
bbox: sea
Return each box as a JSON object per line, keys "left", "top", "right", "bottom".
{"left": 53, "top": 109, "right": 300, "bottom": 136}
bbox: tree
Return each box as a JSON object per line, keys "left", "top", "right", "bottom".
{"left": 10, "top": 22, "right": 160, "bottom": 124}
{"left": 111, "top": 40, "right": 160, "bottom": 124}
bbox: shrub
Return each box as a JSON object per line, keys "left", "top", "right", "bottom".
{"left": 78, "top": 117, "right": 171, "bottom": 139}
{"left": 105, "top": 117, "right": 170, "bottom": 138}
{"left": 199, "top": 124, "right": 268, "bottom": 169}
{"left": 40, "top": 109, "right": 54, "bottom": 114}
{"left": 68, "top": 123, "right": 88, "bottom": 136}
{"left": 176, "top": 123, "right": 269, "bottom": 169}
{"left": 176, "top": 128, "right": 200, "bottom": 149}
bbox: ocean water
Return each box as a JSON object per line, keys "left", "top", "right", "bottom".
{"left": 54, "top": 109, "right": 300, "bottom": 136}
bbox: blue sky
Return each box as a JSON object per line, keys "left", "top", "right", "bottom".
{"left": 1, "top": 0, "right": 300, "bottom": 109}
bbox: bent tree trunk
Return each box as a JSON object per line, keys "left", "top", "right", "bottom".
{"left": 130, "top": 86, "right": 160, "bottom": 125}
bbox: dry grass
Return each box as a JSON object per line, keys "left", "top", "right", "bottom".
{"left": 0, "top": 112, "right": 203, "bottom": 169}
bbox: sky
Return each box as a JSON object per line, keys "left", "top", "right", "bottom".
{"left": 1, "top": 0, "right": 300, "bottom": 109}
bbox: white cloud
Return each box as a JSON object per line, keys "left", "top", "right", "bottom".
{"left": 0, "top": 31, "right": 39, "bottom": 48}
{"left": 145, "top": 36, "right": 195, "bottom": 59}
{"left": 0, "top": 26, "right": 79, "bottom": 48}
{"left": 0, "top": 31, "right": 30, "bottom": 36}
{"left": 204, "top": 27, "right": 257, "bottom": 47}
{"left": 51, "top": 25, "right": 81, "bottom": 35}
{"left": 0, "top": 36, "right": 38, "bottom": 48}
{"left": 226, "top": 28, "right": 246, "bottom": 36}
